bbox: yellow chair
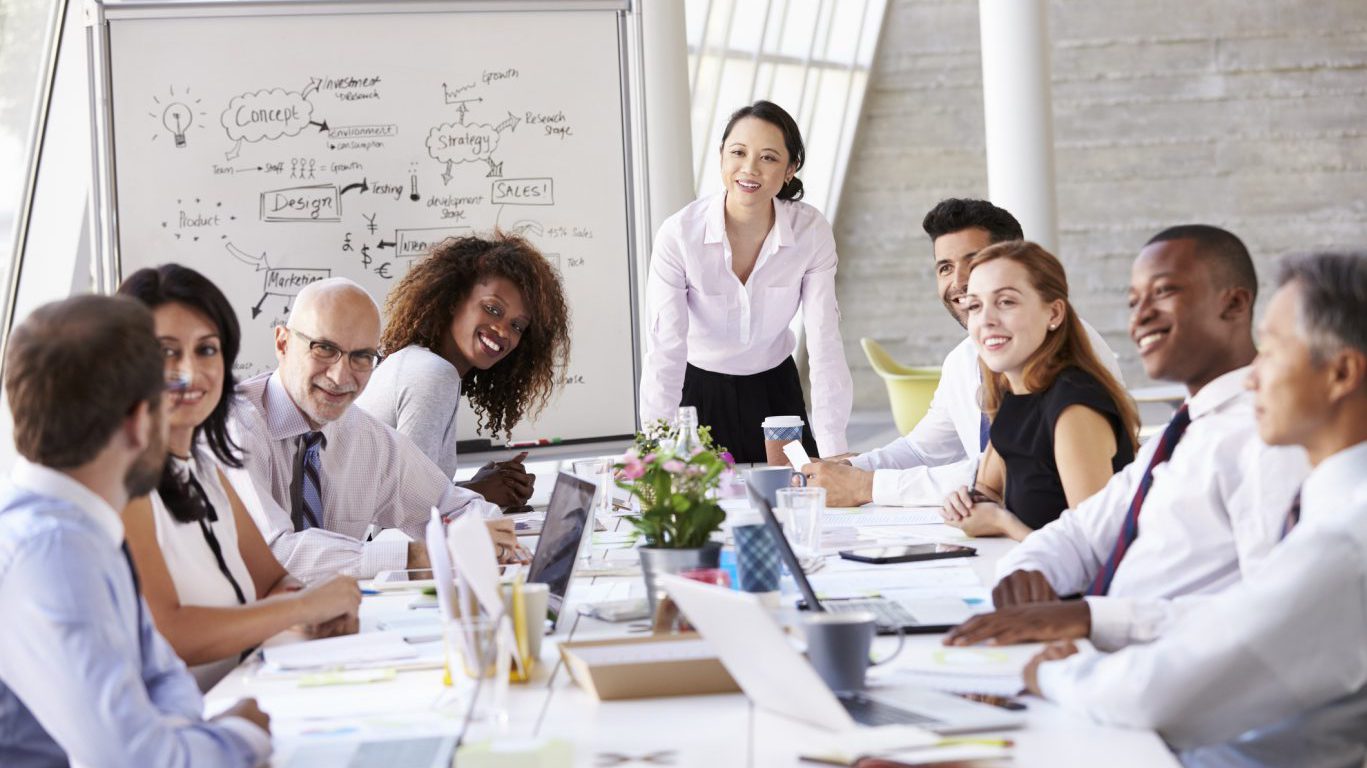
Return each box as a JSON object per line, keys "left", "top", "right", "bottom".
{"left": 861, "top": 338, "right": 942, "bottom": 435}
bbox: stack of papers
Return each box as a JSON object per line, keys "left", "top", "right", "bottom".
{"left": 261, "top": 631, "right": 430, "bottom": 674}
{"left": 876, "top": 642, "right": 1047, "bottom": 697}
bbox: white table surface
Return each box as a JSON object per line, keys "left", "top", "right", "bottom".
{"left": 207, "top": 515, "right": 1178, "bottom": 767}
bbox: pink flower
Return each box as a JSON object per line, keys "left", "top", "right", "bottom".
{"left": 620, "top": 456, "right": 646, "bottom": 480}
{"left": 720, "top": 451, "right": 735, "bottom": 467}
{"left": 643, "top": 453, "right": 657, "bottom": 464}
{"left": 663, "top": 459, "right": 686, "bottom": 475}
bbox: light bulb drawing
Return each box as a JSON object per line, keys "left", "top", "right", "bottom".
{"left": 163, "top": 102, "right": 193, "bottom": 147}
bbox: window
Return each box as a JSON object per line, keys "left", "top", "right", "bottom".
{"left": 685, "top": 0, "right": 886, "bottom": 221}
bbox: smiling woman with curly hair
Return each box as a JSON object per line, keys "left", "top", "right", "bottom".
{"left": 356, "top": 232, "right": 570, "bottom": 506}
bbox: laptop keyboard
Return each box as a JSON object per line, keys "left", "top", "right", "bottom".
{"left": 825, "top": 598, "right": 918, "bottom": 629}
{"left": 840, "top": 693, "right": 943, "bottom": 727}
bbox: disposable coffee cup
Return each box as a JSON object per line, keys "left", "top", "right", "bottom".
{"left": 761, "top": 415, "right": 806, "bottom": 466}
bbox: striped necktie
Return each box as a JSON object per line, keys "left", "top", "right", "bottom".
{"left": 1280, "top": 492, "right": 1302, "bottom": 540}
{"left": 293, "top": 431, "right": 326, "bottom": 531}
{"left": 1087, "top": 404, "right": 1192, "bottom": 596}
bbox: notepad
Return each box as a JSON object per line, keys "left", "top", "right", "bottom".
{"left": 263, "top": 631, "right": 419, "bottom": 671}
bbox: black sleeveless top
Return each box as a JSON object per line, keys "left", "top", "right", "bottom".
{"left": 990, "top": 367, "right": 1133, "bottom": 531}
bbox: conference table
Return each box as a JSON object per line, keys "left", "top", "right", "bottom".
{"left": 207, "top": 496, "right": 1179, "bottom": 767}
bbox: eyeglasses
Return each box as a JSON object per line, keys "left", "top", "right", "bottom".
{"left": 288, "top": 328, "right": 383, "bottom": 372}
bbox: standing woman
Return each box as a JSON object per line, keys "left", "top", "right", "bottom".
{"left": 119, "top": 264, "right": 362, "bottom": 691}
{"left": 640, "top": 100, "right": 853, "bottom": 462}
{"left": 357, "top": 232, "right": 570, "bottom": 506}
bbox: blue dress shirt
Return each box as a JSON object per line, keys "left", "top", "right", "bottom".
{"left": 0, "top": 460, "right": 269, "bottom": 768}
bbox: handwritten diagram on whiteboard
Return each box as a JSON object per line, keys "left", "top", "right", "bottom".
{"left": 100, "top": 6, "right": 639, "bottom": 448}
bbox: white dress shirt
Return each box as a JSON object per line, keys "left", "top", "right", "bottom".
{"left": 850, "top": 321, "right": 1121, "bottom": 506}
{"left": 639, "top": 191, "right": 854, "bottom": 455}
{"left": 1037, "top": 440, "right": 1367, "bottom": 763}
{"left": 995, "top": 367, "right": 1308, "bottom": 650}
{"left": 228, "top": 371, "right": 499, "bottom": 582}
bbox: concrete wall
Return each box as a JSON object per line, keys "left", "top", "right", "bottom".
{"left": 835, "top": 0, "right": 1367, "bottom": 409}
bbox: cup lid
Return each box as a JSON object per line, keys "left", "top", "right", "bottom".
{"left": 761, "top": 415, "right": 805, "bottom": 428}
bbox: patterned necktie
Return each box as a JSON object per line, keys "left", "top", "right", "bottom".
{"left": 1280, "top": 492, "right": 1302, "bottom": 540}
{"left": 293, "top": 431, "right": 326, "bottom": 531}
{"left": 1087, "top": 404, "right": 1192, "bottom": 596}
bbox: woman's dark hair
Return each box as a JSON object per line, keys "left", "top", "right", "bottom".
{"left": 380, "top": 231, "right": 571, "bottom": 438}
{"left": 118, "top": 264, "right": 242, "bottom": 523}
{"left": 720, "top": 100, "right": 806, "bottom": 202}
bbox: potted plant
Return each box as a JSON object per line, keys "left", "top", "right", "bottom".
{"left": 616, "top": 417, "right": 735, "bottom": 611}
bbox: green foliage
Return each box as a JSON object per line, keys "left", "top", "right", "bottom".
{"left": 614, "top": 432, "right": 734, "bottom": 549}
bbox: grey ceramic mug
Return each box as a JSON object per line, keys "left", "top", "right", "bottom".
{"left": 744, "top": 466, "right": 805, "bottom": 509}
{"left": 802, "top": 611, "right": 904, "bottom": 693}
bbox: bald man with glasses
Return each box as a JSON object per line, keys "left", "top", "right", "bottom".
{"left": 227, "top": 278, "right": 518, "bottom": 582}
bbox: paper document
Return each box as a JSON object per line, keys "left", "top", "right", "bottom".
{"left": 783, "top": 440, "right": 813, "bottom": 470}
{"left": 806, "top": 564, "right": 980, "bottom": 597}
{"left": 875, "top": 642, "right": 1050, "bottom": 697}
{"left": 823, "top": 506, "right": 942, "bottom": 527}
{"left": 262, "top": 631, "right": 419, "bottom": 671}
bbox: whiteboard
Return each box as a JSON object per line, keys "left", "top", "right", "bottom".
{"left": 90, "top": 0, "right": 643, "bottom": 453}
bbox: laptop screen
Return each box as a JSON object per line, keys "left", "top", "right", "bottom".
{"left": 527, "top": 472, "right": 596, "bottom": 624}
{"left": 745, "top": 482, "right": 826, "bottom": 613}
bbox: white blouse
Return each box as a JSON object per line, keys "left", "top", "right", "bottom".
{"left": 639, "top": 191, "right": 854, "bottom": 455}
{"left": 149, "top": 450, "right": 257, "bottom": 691}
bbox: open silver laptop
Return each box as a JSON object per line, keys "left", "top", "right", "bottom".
{"left": 661, "top": 574, "right": 1021, "bottom": 735}
{"left": 525, "top": 471, "right": 597, "bottom": 629}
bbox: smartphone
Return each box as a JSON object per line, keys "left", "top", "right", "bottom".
{"left": 837, "top": 543, "right": 976, "bottom": 565}
{"left": 371, "top": 568, "right": 436, "bottom": 591}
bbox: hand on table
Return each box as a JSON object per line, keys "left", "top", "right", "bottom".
{"left": 993, "top": 569, "right": 1059, "bottom": 607}
{"left": 462, "top": 452, "right": 534, "bottom": 507}
{"left": 215, "top": 697, "right": 270, "bottom": 733}
{"left": 1023, "top": 640, "right": 1080, "bottom": 696}
{"left": 944, "top": 601, "right": 1090, "bottom": 646}
{"left": 293, "top": 574, "right": 362, "bottom": 626}
{"left": 486, "top": 517, "right": 530, "bottom": 564}
{"left": 941, "top": 486, "right": 1030, "bottom": 539}
{"left": 801, "top": 460, "right": 874, "bottom": 506}
{"left": 307, "top": 610, "right": 359, "bottom": 639}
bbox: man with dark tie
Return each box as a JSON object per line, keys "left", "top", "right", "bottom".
{"left": 945, "top": 225, "right": 1306, "bottom": 649}
{"left": 228, "top": 278, "right": 517, "bottom": 582}
{"left": 0, "top": 295, "right": 271, "bottom": 767}
{"left": 1021, "top": 251, "right": 1367, "bottom": 765}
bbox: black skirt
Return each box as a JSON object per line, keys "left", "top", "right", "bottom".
{"left": 681, "top": 356, "right": 819, "bottom": 464}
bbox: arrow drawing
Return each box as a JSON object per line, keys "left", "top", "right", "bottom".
{"left": 301, "top": 77, "right": 321, "bottom": 100}
{"left": 339, "top": 178, "right": 369, "bottom": 196}
{"left": 485, "top": 158, "right": 503, "bottom": 178}
{"left": 225, "top": 139, "right": 243, "bottom": 161}
{"left": 308, "top": 119, "right": 330, "bottom": 133}
{"left": 250, "top": 293, "right": 269, "bottom": 319}
{"left": 377, "top": 239, "right": 396, "bottom": 250}
{"left": 494, "top": 111, "right": 521, "bottom": 134}
{"left": 226, "top": 241, "right": 269, "bottom": 271}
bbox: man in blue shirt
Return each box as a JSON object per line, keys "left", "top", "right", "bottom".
{"left": 0, "top": 295, "right": 272, "bottom": 767}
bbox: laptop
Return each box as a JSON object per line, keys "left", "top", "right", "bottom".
{"left": 526, "top": 471, "right": 597, "bottom": 629}
{"left": 661, "top": 574, "right": 1022, "bottom": 735}
{"left": 747, "top": 482, "right": 974, "bottom": 635}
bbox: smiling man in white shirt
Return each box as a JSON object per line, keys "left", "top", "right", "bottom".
{"left": 1022, "top": 251, "right": 1367, "bottom": 766}
{"left": 804, "top": 198, "right": 1120, "bottom": 506}
{"left": 945, "top": 225, "right": 1307, "bottom": 650}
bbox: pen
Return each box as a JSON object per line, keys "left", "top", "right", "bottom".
{"left": 361, "top": 588, "right": 380, "bottom": 596}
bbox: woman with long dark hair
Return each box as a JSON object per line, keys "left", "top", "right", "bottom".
{"left": 941, "top": 241, "right": 1139, "bottom": 540}
{"left": 119, "top": 264, "right": 361, "bottom": 690}
{"left": 639, "top": 100, "right": 853, "bottom": 462}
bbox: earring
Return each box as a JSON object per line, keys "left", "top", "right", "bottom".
{"left": 1048, "top": 324, "right": 1057, "bottom": 331}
